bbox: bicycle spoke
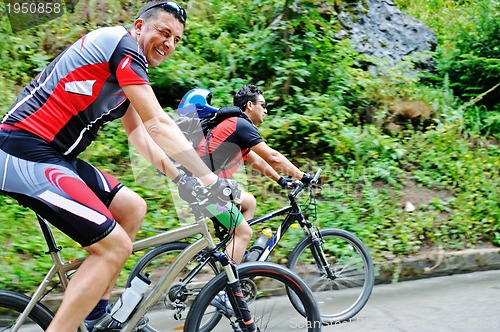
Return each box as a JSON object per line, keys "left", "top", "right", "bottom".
{"left": 287, "top": 228, "right": 374, "bottom": 324}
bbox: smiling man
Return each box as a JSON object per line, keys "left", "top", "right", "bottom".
{"left": 0, "top": 2, "right": 232, "bottom": 332}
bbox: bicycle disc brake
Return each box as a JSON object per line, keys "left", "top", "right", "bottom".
{"left": 239, "top": 278, "right": 257, "bottom": 303}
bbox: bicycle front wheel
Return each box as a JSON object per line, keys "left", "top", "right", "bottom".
{"left": 287, "top": 228, "right": 374, "bottom": 324}
{"left": 184, "top": 262, "right": 321, "bottom": 332}
{"left": 0, "top": 290, "right": 54, "bottom": 331}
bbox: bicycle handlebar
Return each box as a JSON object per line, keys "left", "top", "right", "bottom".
{"left": 288, "top": 168, "right": 322, "bottom": 199}
{"left": 188, "top": 168, "right": 321, "bottom": 216}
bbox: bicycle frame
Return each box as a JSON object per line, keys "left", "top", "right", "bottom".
{"left": 247, "top": 196, "right": 308, "bottom": 262}
{"left": 246, "top": 169, "right": 333, "bottom": 278}
{"left": 10, "top": 207, "right": 234, "bottom": 332}
{"left": 247, "top": 182, "right": 314, "bottom": 262}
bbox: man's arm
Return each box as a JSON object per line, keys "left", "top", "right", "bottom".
{"left": 121, "top": 104, "right": 180, "bottom": 180}
{"left": 245, "top": 151, "right": 281, "bottom": 181}
{"left": 122, "top": 84, "right": 217, "bottom": 186}
{"left": 250, "top": 142, "right": 304, "bottom": 180}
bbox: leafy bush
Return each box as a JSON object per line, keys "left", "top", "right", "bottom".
{"left": 395, "top": 0, "right": 500, "bottom": 135}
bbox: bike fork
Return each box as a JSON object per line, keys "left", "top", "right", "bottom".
{"left": 216, "top": 253, "right": 257, "bottom": 332}
{"left": 310, "top": 228, "right": 336, "bottom": 279}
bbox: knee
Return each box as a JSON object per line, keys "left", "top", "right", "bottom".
{"left": 245, "top": 193, "right": 256, "bottom": 210}
{"left": 108, "top": 229, "right": 133, "bottom": 262}
{"left": 130, "top": 195, "right": 147, "bottom": 222}
{"left": 240, "top": 192, "right": 256, "bottom": 217}
{"left": 110, "top": 188, "right": 147, "bottom": 226}
{"left": 87, "top": 227, "right": 133, "bottom": 265}
{"left": 235, "top": 222, "right": 253, "bottom": 243}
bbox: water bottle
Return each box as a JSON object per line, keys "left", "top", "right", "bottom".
{"left": 246, "top": 228, "right": 272, "bottom": 262}
{"left": 110, "top": 273, "right": 150, "bottom": 323}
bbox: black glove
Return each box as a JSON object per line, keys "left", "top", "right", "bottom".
{"left": 301, "top": 172, "right": 315, "bottom": 185}
{"left": 207, "top": 178, "right": 239, "bottom": 203}
{"left": 277, "top": 176, "right": 292, "bottom": 189}
{"left": 176, "top": 173, "right": 203, "bottom": 203}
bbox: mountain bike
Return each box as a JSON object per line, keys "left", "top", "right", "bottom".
{"left": 129, "top": 168, "right": 375, "bottom": 325}
{"left": 0, "top": 187, "right": 321, "bottom": 331}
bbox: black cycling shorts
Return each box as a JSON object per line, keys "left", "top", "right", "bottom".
{"left": 0, "top": 129, "right": 120, "bottom": 247}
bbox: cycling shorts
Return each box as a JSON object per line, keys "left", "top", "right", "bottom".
{"left": 205, "top": 200, "right": 244, "bottom": 230}
{"left": 0, "top": 128, "right": 121, "bottom": 247}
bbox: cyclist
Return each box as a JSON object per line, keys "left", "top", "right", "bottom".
{"left": 196, "top": 84, "right": 314, "bottom": 264}
{"left": 0, "top": 2, "right": 233, "bottom": 331}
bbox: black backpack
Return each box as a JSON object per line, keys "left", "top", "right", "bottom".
{"left": 175, "top": 106, "right": 243, "bottom": 148}
{"left": 175, "top": 106, "right": 247, "bottom": 172}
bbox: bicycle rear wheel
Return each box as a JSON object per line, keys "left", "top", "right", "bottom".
{"left": 184, "top": 262, "right": 321, "bottom": 332}
{"left": 0, "top": 290, "right": 54, "bottom": 331}
{"left": 127, "top": 242, "right": 220, "bottom": 330}
{"left": 287, "top": 228, "right": 374, "bottom": 324}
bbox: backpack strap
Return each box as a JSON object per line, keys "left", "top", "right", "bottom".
{"left": 203, "top": 119, "right": 251, "bottom": 174}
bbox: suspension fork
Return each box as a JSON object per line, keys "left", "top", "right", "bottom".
{"left": 215, "top": 252, "right": 257, "bottom": 332}
{"left": 308, "top": 228, "right": 336, "bottom": 280}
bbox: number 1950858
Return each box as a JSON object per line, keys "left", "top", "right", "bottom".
{"left": 5, "top": 2, "right": 62, "bottom": 14}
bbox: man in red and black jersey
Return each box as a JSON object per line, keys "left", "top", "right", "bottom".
{"left": 198, "top": 84, "right": 314, "bottom": 264}
{"left": 0, "top": 2, "right": 233, "bottom": 331}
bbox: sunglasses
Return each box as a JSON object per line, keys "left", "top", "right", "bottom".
{"left": 144, "top": 2, "right": 187, "bottom": 24}
{"left": 254, "top": 101, "right": 267, "bottom": 109}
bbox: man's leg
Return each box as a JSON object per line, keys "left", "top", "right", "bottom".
{"left": 93, "top": 187, "right": 148, "bottom": 301}
{"left": 46, "top": 225, "right": 132, "bottom": 332}
{"left": 239, "top": 191, "right": 257, "bottom": 221}
{"left": 109, "top": 186, "right": 147, "bottom": 241}
{"left": 223, "top": 191, "right": 255, "bottom": 263}
{"left": 226, "top": 220, "right": 253, "bottom": 263}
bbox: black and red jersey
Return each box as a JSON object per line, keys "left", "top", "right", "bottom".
{"left": 1, "top": 26, "right": 149, "bottom": 158}
{"left": 197, "top": 115, "right": 262, "bottom": 178}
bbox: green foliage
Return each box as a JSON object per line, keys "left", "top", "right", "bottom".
{"left": 394, "top": 0, "right": 500, "bottom": 135}
{"left": 437, "top": 0, "right": 500, "bottom": 103}
{"left": 0, "top": 0, "right": 498, "bottom": 294}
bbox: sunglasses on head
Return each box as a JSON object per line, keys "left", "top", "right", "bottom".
{"left": 144, "top": 2, "right": 187, "bottom": 24}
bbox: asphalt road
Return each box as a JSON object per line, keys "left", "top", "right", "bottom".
{"left": 17, "top": 270, "right": 499, "bottom": 331}
{"left": 323, "top": 269, "right": 500, "bottom": 332}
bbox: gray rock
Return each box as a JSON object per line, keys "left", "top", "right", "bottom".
{"left": 335, "top": 0, "right": 437, "bottom": 69}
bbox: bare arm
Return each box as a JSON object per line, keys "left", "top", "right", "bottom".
{"left": 122, "top": 84, "right": 217, "bottom": 186}
{"left": 121, "top": 104, "right": 180, "bottom": 180}
{"left": 245, "top": 151, "right": 281, "bottom": 181}
{"left": 250, "top": 142, "right": 304, "bottom": 180}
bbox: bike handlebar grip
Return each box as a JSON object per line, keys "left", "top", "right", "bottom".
{"left": 312, "top": 168, "right": 322, "bottom": 184}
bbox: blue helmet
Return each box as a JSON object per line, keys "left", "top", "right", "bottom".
{"left": 177, "top": 88, "right": 219, "bottom": 118}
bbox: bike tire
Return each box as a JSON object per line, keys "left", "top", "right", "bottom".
{"left": 0, "top": 289, "right": 54, "bottom": 331}
{"left": 184, "top": 262, "right": 322, "bottom": 332}
{"left": 287, "top": 228, "right": 374, "bottom": 324}
{"left": 127, "top": 242, "right": 221, "bottom": 330}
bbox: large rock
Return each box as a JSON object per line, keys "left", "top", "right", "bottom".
{"left": 334, "top": 0, "right": 437, "bottom": 69}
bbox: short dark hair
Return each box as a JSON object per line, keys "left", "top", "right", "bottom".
{"left": 136, "top": 1, "right": 186, "bottom": 26}
{"left": 233, "top": 85, "right": 263, "bottom": 110}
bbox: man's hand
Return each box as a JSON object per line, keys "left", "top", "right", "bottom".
{"left": 177, "top": 173, "right": 204, "bottom": 203}
{"left": 277, "top": 176, "right": 292, "bottom": 189}
{"left": 301, "top": 172, "right": 315, "bottom": 185}
{"left": 207, "top": 178, "right": 239, "bottom": 203}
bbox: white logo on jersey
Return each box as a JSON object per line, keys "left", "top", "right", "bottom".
{"left": 65, "top": 80, "right": 96, "bottom": 96}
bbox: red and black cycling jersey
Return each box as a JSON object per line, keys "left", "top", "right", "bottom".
{"left": 197, "top": 114, "right": 262, "bottom": 178}
{"left": 1, "top": 26, "right": 149, "bottom": 158}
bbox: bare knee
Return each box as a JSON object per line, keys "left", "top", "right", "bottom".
{"left": 86, "top": 226, "right": 132, "bottom": 266}
{"left": 235, "top": 221, "right": 253, "bottom": 244}
{"left": 125, "top": 193, "right": 147, "bottom": 223}
{"left": 109, "top": 187, "right": 147, "bottom": 239}
{"left": 240, "top": 192, "right": 256, "bottom": 220}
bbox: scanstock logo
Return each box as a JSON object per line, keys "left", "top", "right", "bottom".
{"left": 4, "top": 0, "right": 80, "bottom": 33}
